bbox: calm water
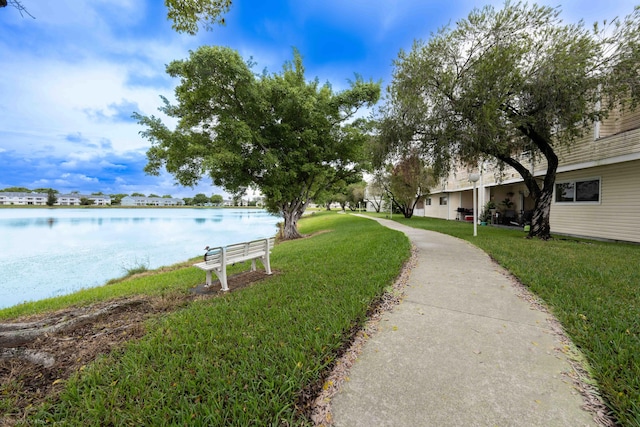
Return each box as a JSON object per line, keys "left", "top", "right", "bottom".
{"left": 0, "top": 208, "right": 279, "bottom": 309}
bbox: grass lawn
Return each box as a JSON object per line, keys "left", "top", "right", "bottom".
{"left": 6, "top": 212, "right": 410, "bottom": 425}
{"left": 378, "top": 213, "right": 640, "bottom": 426}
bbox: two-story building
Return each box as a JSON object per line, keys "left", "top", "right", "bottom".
{"left": 0, "top": 192, "right": 112, "bottom": 206}
{"left": 120, "top": 196, "right": 185, "bottom": 206}
{"left": 420, "top": 109, "right": 640, "bottom": 243}
{"left": 0, "top": 192, "right": 47, "bottom": 205}
{"left": 57, "top": 194, "right": 111, "bottom": 206}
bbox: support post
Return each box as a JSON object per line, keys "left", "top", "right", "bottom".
{"left": 469, "top": 173, "right": 480, "bottom": 237}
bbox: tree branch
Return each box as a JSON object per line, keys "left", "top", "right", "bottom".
{"left": 1, "top": 0, "right": 35, "bottom": 18}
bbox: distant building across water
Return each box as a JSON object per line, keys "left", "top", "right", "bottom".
{"left": 120, "top": 196, "right": 184, "bottom": 206}
{"left": 0, "top": 192, "right": 111, "bottom": 206}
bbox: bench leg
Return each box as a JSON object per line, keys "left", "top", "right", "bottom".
{"left": 205, "top": 271, "right": 212, "bottom": 287}
{"left": 250, "top": 259, "right": 257, "bottom": 272}
{"left": 262, "top": 254, "right": 272, "bottom": 275}
{"left": 214, "top": 267, "right": 229, "bottom": 291}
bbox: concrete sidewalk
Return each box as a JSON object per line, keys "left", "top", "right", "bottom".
{"left": 330, "top": 217, "right": 597, "bottom": 427}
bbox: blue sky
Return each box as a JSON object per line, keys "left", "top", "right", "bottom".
{"left": 0, "top": 1, "right": 636, "bottom": 199}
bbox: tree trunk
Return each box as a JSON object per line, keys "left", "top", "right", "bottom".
{"left": 393, "top": 199, "right": 414, "bottom": 218}
{"left": 528, "top": 185, "right": 552, "bottom": 240}
{"left": 366, "top": 197, "right": 382, "bottom": 213}
{"left": 281, "top": 206, "right": 304, "bottom": 240}
{"left": 496, "top": 125, "right": 558, "bottom": 241}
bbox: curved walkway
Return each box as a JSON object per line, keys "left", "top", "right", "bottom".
{"left": 330, "top": 217, "right": 597, "bottom": 427}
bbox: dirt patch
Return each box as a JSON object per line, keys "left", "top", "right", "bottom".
{"left": 0, "top": 270, "right": 270, "bottom": 425}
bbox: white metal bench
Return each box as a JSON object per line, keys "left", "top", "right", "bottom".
{"left": 193, "top": 237, "right": 275, "bottom": 291}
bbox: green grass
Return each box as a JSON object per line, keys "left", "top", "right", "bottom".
{"left": 18, "top": 212, "right": 410, "bottom": 426}
{"left": 0, "top": 260, "right": 204, "bottom": 321}
{"left": 380, "top": 214, "right": 640, "bottom": 426}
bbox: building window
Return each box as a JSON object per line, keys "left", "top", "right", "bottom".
{"left": 439, "top": 196, "right": 447, "bottom": 206}
{"left": 555, "top": 178, "right": 600, "bottom": 203}
{"left": 426, "top": 198, "right": 432, "bottom": 206}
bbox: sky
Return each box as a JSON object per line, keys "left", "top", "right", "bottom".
{"left": 0, "top": 1, "right": 637, "bottom": 199}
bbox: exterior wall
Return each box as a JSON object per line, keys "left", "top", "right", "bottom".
{"left": 551, "top": 160, "right": 640, "bottom": 243}
{"left": 121, "top": 196, "right": 184, "bottom": 206}
{"left": 423, "top": 194, "right": 454, "bottom": 220}
{"left": 57, "top": 194, "right": 112, "bottom": 205}
{"left": 90, "top": 197, "right": 110, "bottom": 205}
{"left": 120, "top": 196, "right": 138, "bottom": 206}
{"left": 413, "top": 199, "right": 425, "bottom": 217}
{"left": 57, "top": 195, "right": 81, "bottom": 205}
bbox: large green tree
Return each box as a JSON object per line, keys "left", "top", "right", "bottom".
{"left": 46, "top": 189, "right": 57, "bottom": 207}
{"left": 381, "top": 153, "right": 433, "bottom": 219}
{"left": 379, "top": 2, "right": 640, "bottom": 239}
{"left": 192, "top": 193, "right": 210, "bottom": 205}
{"left": 136, "top": 47, "right": 379, "bottom": 239}
{"left": 345, "top": 181, "right": 367, "bottom": 211}
{"left": 210, "top": 194, "right": 224, "bottom": 205}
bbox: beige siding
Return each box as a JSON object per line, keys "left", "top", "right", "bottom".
{"left": 620, "top": 109, "right": 640, "bottom": 133}
{"left": 555, "top": 133, "right": 595, "bottom": 165}
{"left": 553, "top": 123, "right": 640, "bottom": 169}
{"left": 595, "top": 127, "right": 640, "bottom": 161}
{"left": 550, "top": 160, "right": 640, "bottom": 243}
{"left": 600, "top": 108, "right": 640, "bottom": 138}
{"left": 599, "top": 109, "right": 623, "bottom": 138}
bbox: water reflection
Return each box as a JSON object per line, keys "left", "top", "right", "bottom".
{"left": 8, "top": 219, "right": 31, "bottom": 228}
{"left": 3, "top": 213, "right": 263, "bottom": 230}
{"left": 30, "top": 218, "right": 58, "bottom": 228}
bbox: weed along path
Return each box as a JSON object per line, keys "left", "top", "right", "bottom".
{"left": 329, "top": 216, "right": 608, "bottom": 427}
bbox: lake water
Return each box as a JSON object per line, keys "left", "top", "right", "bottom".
{"left": 0, "top": 208, "right": 279, "bottom": 309}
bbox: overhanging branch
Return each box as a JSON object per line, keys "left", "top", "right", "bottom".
{"left": 1, "top": 0, "right": 35, "bottom": 18}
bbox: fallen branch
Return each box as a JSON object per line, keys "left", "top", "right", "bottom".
{"left": 0, "top": 300, "right": 144, "bottom": 347}
{"left": 1, "top": 347, "right": 55, "bottom": 367}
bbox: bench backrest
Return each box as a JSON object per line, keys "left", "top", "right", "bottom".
{"left": 204, "top": 237, "right": 274, "bottom": 265}
{"left": 204, "top": 248, "right": 223, "bottom": 264}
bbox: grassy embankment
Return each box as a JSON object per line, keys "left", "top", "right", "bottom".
{"left": 379, "top": 214, "right": 640, "bottom": 426}
{"left": 3, "top": 212, "right": 410, "bottom": 425}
